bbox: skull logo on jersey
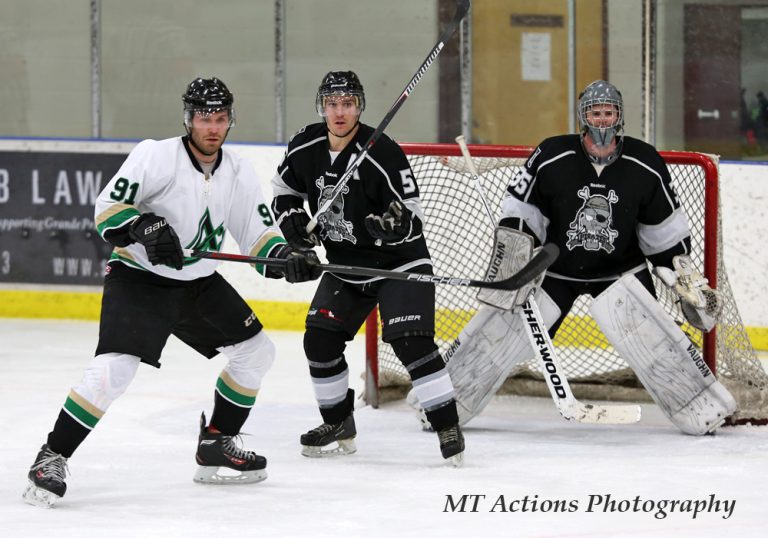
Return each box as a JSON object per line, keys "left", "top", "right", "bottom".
{"left": 566, "top": 186, "right": 619, "bottom": 253}
{"left": 315, "top": 175, "right": 356, "bottom": 244}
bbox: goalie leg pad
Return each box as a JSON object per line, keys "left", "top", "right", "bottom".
{"left": 408, "top": 288, "right": 561, "bottom": 427}
{"left": 590, "top": 275, "right": 737, "bottom": 435}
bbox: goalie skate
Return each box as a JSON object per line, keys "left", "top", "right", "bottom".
{"left": 22, "top": 444, "right": 69, "bottom": 508}
{"left": 193, "top": 413, "right": 267, "bottom": 484}
{"left": 300, "top": 414, "right": 357, "bottom": 457}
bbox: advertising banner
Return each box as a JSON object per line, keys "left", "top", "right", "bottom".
{"left": 0, "top": 151, "right": 127, "bottom": 285}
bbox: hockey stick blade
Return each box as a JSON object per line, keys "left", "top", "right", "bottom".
{"left": 306, "top": 0, "right": 471, "bottom": 233}
{"left": 564, "top": 402, "right": 643, "bottom": 425}
{"left": 185, "top": 241, "right": 554, "bottom": 292}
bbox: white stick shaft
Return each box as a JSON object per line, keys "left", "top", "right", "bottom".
{"left": 455, "top": 135, "right": 495, "bottom": 224}
{"left": 519, "top": 298, "right": 641, "bottom": 424}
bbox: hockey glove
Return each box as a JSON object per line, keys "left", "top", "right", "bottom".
{"left": 654, "top": 255, "right": 723, "bottom": 332}
{"left": 277, "top": 208, "right": 320, "bottom": 249}
{"left": 270, "top": 244, "right": 322, "bottom": 283}
{"left": 364, "top": 200, "right": 411, "bottom": 243}
{"left": 128, "top": 213, "right": 184, "bottom": 270}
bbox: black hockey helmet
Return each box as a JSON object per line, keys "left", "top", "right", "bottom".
{"left": 315, "top": 71, "right": 365, "bottom": 117}
{"left": 578, "top": 80, "right": 624, "bottom": 164}
{"left": 182, "top": 77, "right": 235, "bottom": 130}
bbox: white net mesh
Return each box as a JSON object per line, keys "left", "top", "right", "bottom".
{"left": 370, "top": 144, "right": 768, "bottom": 425}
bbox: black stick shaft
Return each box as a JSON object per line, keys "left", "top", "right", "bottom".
{"left": 188, "top": 242, "right": 557, "bottom": 292}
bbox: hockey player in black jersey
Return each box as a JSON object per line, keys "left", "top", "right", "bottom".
{"left": 441, "top": 80, "right": 735, "bottom": 435}
{"left": 271, "top": 71, "right": 464, "bottom": 465}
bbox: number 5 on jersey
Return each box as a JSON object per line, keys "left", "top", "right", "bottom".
{"left": 400, "top": 169, "right": 416, "bottom": 195}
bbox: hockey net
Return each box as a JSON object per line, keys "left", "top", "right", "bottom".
{"left": 364, "top": 143, "right": 768, "bottom": 425}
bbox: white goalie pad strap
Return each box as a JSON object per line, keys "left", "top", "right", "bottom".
{"left": 477, "top": 226, "right": 535, "bottom": 310}
{"left": 411, "top": 288, "right": 560, "bottom": 426}
{"left": 590, "top": 275, "right": 736, "bottom": 435}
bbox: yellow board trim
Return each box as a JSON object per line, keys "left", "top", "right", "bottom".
{"left": 1, "top": 289, "right": 766, "bottom": 350}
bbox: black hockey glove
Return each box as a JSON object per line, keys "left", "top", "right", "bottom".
{"left": 364, "top": 200, "right": 411, "bottom": 243}
{"left": 128, "top": 213, "right": 184, "bottom": 270}
{"left": 270, "top": 244, "right": 322, "bottom": 283}
{"left": 278, "top": 208, "right": 320, "bottom": 249}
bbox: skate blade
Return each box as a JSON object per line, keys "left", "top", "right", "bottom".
{"left": 301, "top": 438, "right": 357, "bottom": 458}
{"left": 193, "top": 466, "right": 267, "bottom": 485}
{"left": 22, "top": 481, "right": 61, "bottom": 508}
{"left": 445, "top": 451, "right": 464, "bottom": 468}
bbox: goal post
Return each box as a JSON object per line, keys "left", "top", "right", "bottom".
{"left": 364, "top": 142, "right": 768, "bottom": 425}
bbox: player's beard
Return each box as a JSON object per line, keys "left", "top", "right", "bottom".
{"left": 189, "top": 129, "right": 226, "bottom": 157}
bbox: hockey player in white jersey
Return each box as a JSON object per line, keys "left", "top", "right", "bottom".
{"left": 22, "top": 77, "right": 321, "bottom": 508}
{"left": 439, "top": 80, "right": 735, "bottom": 435}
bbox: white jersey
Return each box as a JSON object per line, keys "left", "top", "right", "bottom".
{"left": 95, "top": 136, "right": 284, "bottom": 280}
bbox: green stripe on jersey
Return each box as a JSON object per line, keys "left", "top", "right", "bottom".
{"left": 254, "top": 236, "right": 286, "bottom": 276}
{"left": 97, "top": 207, "right": 141, "bottom": 236}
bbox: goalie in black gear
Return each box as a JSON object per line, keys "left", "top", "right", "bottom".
{"left": 436, "top": 80, "right": 733, "bottom": 435}
{"left": 22, "top": 77, "right": 322, "bottom": 508}
{"left": 271, "top": 70, "right": 464, "bottom": 466}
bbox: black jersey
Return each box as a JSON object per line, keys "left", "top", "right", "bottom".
{"left": 501, "top": 134, "right": 691, "bottom": 280}
{"left": 271, "top": 122, "right": 431, "bottom": 280}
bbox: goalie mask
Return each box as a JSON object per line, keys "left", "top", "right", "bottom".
{"left": 578, "top": 80, "right": 624, "bottom": 165}
{"left": 182, "top": 77, "right": 235, "bottom": 132}
{"left": 315, "top": 71, "right": 366, "bottom": 117}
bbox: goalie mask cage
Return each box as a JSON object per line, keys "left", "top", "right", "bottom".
{"left": 364, "top": 143, "right": 768, "bottom": 426}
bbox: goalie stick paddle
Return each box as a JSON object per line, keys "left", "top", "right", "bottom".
{"left": 184, "top": 243, "right": 557, "bottom": 292}
{"left": 306, "top": 0, "right": 471, "bottom": 234}
{"left": 520, "top": 298, "right": 642, "bottom": 425}
{"left": 454, "top": 134, "right": 642, "bottom": 425}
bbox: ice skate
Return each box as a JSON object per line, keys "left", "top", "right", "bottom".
{"left": 194, "top": 412, "right": 267, "bottom": 484}
{"left": 300, "top": 414, "right": 357, "bottom": 457}
{"left": 22, "top": 444, "right": 69, "bottom": 508}
{"left": 437, "top": 424, "right": 465, "bottom": 467}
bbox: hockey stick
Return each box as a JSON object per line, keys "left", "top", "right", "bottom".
{"left": 455, "top": 135, "right": 642, "bottom": 424}
{"left": 306, "top": 0, "right": 471, "bottom": 234}
{"left": 185, "top": 244, "right": 557, "bottom": 292}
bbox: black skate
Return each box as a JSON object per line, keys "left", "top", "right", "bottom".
{"left": 22, "top": 444, "right": 69, "bottom": 508}
{"left": 300, "top": 414, "right": 357, "bottom": 457}
{"left": 194, "top": 412, "right": 267, "bottom": 484}
{"left": 437, "top": 424, "right": 465, "bottom": 467}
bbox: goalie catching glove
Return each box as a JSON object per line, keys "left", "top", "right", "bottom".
{"left": 268, "top": 244, "right": 322, "bottom": 283}
{"left": 476, "top": 226, "right": 545, "bottom": 310}
{"left": 653, "top": 255, "right": 723, "bottom": 332}
{"left": 364, "top": 200, "right": 412, "bottom": 243}
{"left": 128, "top": 213, "right": 184, "bottom": 270}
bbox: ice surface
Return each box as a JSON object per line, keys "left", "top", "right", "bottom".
{"left": 1, "top": 319, "right": 766, "bottom": 537}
